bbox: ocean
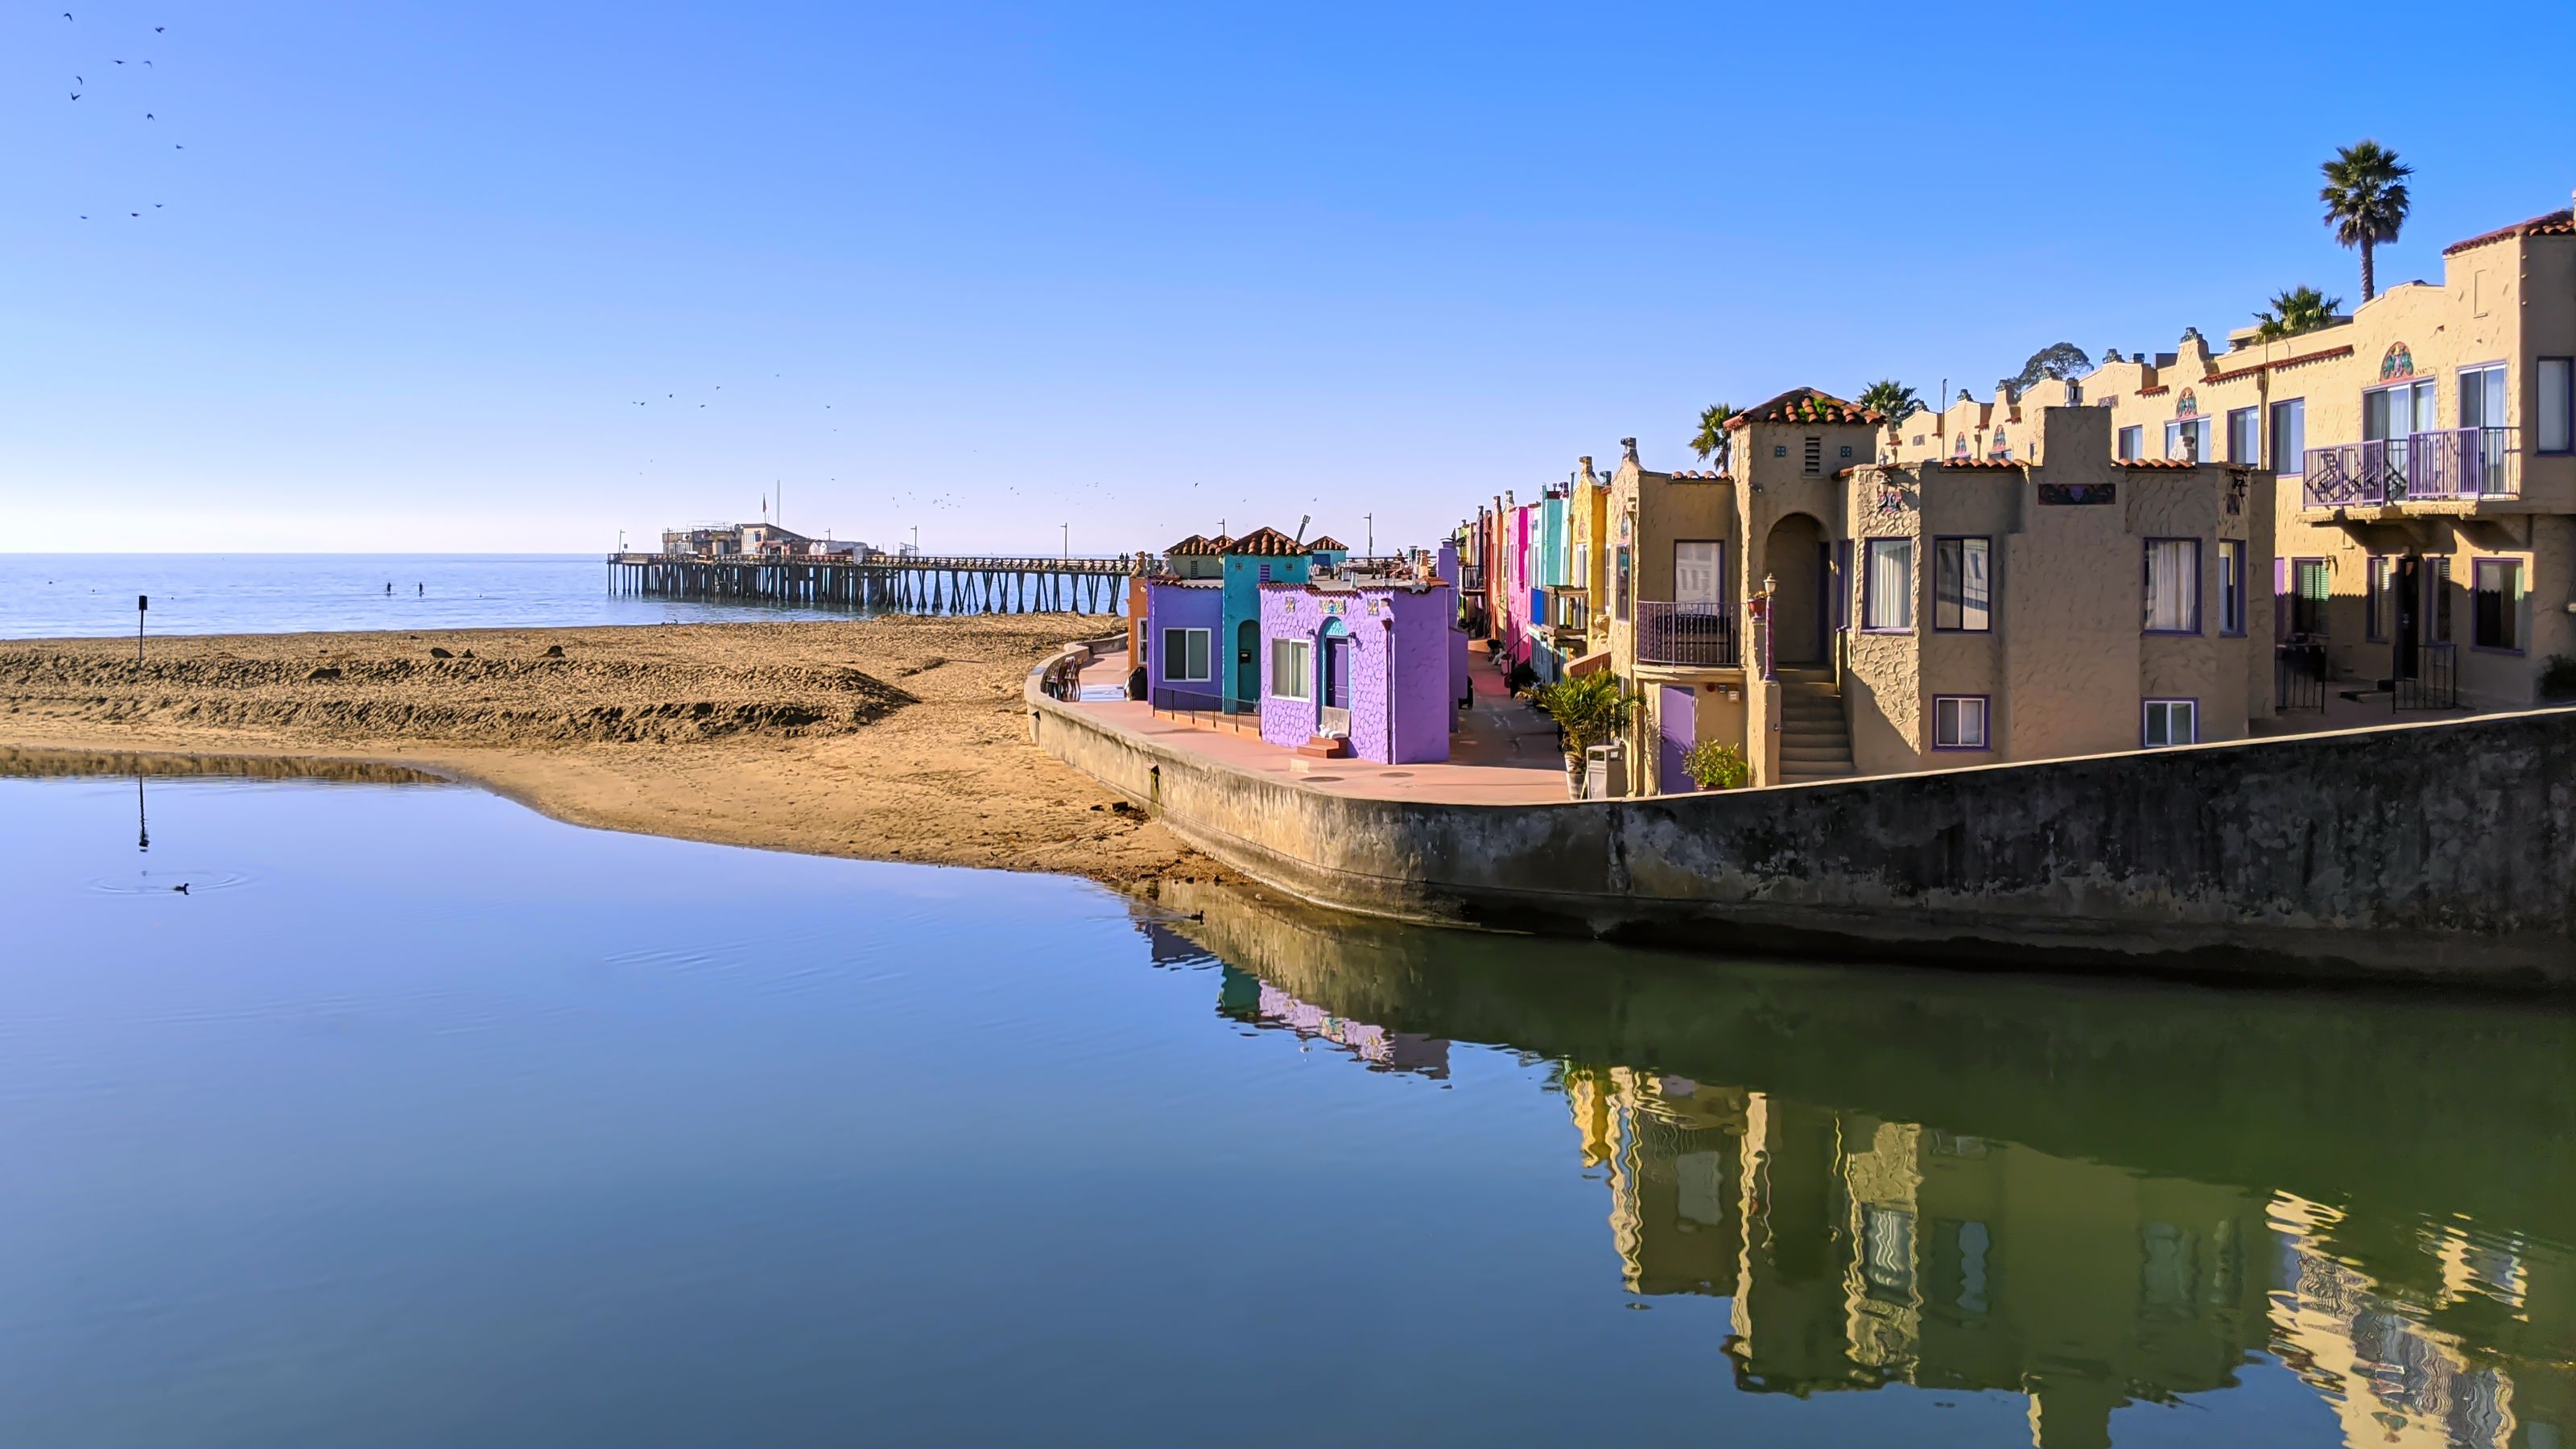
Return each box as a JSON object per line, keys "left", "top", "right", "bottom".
{"left": 0, "top": 554, "right": 1009, "bottom": 639}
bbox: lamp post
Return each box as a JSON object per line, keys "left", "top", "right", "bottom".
{"left": 1062, "top": 523, "right": 1070, "bottom": 559}
{"left": 1364, "top": 513, "right": 1374, "bottom": 558}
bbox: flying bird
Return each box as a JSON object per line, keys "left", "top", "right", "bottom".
{"left": 155, "top": 25, "right": 164, "bottom": 31}
{"left": 63, "top": 11, "right": 72, "bottom": 19}
{"left": 70, "top": 91, "right": 80, "bottom": 99}
{"left": 146, "top": 113, "right": 154, "bottom": 119}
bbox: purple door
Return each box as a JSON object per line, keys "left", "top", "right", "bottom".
{"left": 1658, "top": 685, "right": 1695, "bottom": 794}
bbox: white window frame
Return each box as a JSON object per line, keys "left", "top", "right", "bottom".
{"left": 1674, "top": 540, "right": 1724, "bottom": 607}
{"left": 1268, "top": 638, "right": 1312, "bottom": 701}
{"left": 1162, "top": 626, "right": 1212, "bottom": 683}
{"left": 1933, "top": 695, "right": 1989, "bottom": 750}
{"left": 2142, "top": 699, "right": 2198, "bottom": 749}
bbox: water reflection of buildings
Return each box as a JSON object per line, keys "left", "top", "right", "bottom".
{"left": 1143, "top": 881, "right": 2573, "bottom": 1449}
{"left": 1216, "top": 967, "right": 1450, "bottom": 1077}
{"left": 1568, "top": 1070, "right": 2570, "bottom": 1449}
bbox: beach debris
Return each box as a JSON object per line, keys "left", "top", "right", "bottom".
{"left": 306, "top": 666, "right": 341, "bottom": 680}
{"left": 543, "top": 644, "right": 564, "bottom": 658}
{"left": 428, "top": 646, "right": 453, "bottom": 658}
{"left": 460, "top": 650, "right": 475, "bottom": 659}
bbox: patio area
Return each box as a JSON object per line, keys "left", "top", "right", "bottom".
{"left": 1071, "top": 646, "right": 1573, "bottom": 806}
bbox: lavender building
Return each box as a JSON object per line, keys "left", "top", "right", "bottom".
{"left": 1256, "top": 579, "right": 1456, "bottom": 763}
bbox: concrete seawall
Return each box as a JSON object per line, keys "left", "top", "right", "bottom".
{"left": 1028, "top": 650, "right": 2576, "bottom": 987}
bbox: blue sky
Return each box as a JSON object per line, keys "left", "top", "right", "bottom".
{"left": 4, "top": 0, "right": 2571, "bottom": 555}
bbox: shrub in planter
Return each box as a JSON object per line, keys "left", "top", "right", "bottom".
{"left": 2542, "top": 654, "right": 2576, "bottom": 702}
{"left": 1682, "top": 737, "right": 1750, "bottom": 791}
{"left": 1529, "top": 672, "right": 1638, "bottom": 796}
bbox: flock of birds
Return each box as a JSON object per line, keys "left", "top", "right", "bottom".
{"left": 54, "top": 11, "right": 179, "bottom": 219}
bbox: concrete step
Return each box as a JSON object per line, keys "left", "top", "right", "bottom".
{"left": 1781, "top": 746, "right": 1853, "bottom": 766}
{"left": 1782, "top": 704, "right": 1844, "bottom": 722}
{"left": 1779, "top": 765, "right": 1856, "bottom": 782}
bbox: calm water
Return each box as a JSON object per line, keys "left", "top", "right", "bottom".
{"left": 2, "top": 766, "right": 2569, "bottom": 1447}
{"left": 0, "top": 554, "right": 1029, "bottom": 639}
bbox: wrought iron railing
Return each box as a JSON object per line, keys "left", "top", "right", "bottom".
{"left": 1633, "top": 600, "right": 1740, "bottom": 668}
{"left": 2275, "top": 642, "right": 2327, "bottom": 712}
{"left": 1149, "top": 683, "right": 1232, "bottom": 715}
{"left": 2302, "top": 427, "right": 2519, "bottom": 508}
{"left": 2392, "top": 642, "right": 2458, "bottom": 712}
{"left": 1546, "top": 587, "right": 1590, "bottom": 636}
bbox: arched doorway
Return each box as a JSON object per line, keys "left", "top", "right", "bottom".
{"left": 1234, "top": 619, "right": 1261, "bottom": 712}
{"left": 1763, "top": 514, "right": 1828, "bottom": 666}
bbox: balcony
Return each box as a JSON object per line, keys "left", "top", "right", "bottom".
{"left": 2302, "top": 427, "right": 2519, "bottom": 509}
{"left": 1633, "top": 600, "right": 1739, "bottom": 668}
{"left": 1544, "top": 584, "right": 1591, "bottom": 638}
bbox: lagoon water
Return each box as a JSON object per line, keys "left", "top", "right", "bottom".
{"left": 2, "top": 765, "right": 2569, "bottom": 1447}
{"left": 0, "top": 554, "right": 944, "bottom": 639}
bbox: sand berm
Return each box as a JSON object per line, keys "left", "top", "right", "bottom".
{"left": 0, "top": 615, "right": 1218, "bottom": 889}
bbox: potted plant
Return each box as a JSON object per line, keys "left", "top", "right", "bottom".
{"left": 1529, "top": 672, "right": 1638, "bottom": 798}
{"left": 1681, "top": 737, "right": 1751, "bottom": 791}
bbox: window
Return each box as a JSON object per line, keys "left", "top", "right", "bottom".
{"left": 1613, "top": 546, "right": 1632, "bottom": 621}
{"left": 1802, "top": 435, "right": 1823, "bottom": 476}
{"left": 2270, "top": 398, "right": 2306, "bottom": 475}
{"left": 2474, "top": 558, "right": 2523, "bottom": 651}
{"left": 2117, "top": 425, "right": 2145, "bottom": 461}
{"left": 1934, "top": 537, "right": 1991, "bottom": 631}
{"left": 2143, "top": 699, "right": 2198, "bottom": 748}
{"left": 2541, "top": 358, "right": 2573, "bottom": 454}
{"left": 1269, "top": 638, "right": 1312, "bottom": 700}
{"left": 2163, "top": 418, "right": 2211, "bottom": 461}
{"left": 1862, "top": 538, "right": 1914, "bottom": 631}
{"left": 2367, "top": 558, "right": 2396, "bottom": 642}
{"left": 1571, "top": 543, "right": 1588, "bottom": 589}
{"left": 2291, "top": 559, "right": 2330, "bottom": 638}
{"left": 1161, "top": 626, "right": 1212, "bottom": 683}
{"left": 2425, "top": 557, "right": 2452, "bottom": 642}
{"left": 1934, "top": 695, "right": 1989, "bottom": 749}
{"left": 1674, "top": 541, "right": 1724, "bottom": 607}
{"left": 2143, "top": 539, "right": 2200, "bottom": 634}
{"left": 2219, "top": 540, "right": 2246, "bottom": 636}
{"left": 2227, "top": 407, "right": 2260, "bottom": 464}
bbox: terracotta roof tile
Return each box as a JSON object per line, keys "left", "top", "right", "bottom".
{"left": 1721, "top": 386, "right": 1885, "bottom": 430}
{"left": 2136, "top": 384, "right": 2171, "bottom": 397}
{"left": 1669, "top": 469, "right": 1734, "bottom": 481}
{"left": 1166, "top": 533, "right": 1221, "bottom": 555}
{"left": 1223, "top": 526, "right": 1307, "bottom": 557}
{"left": 2120, "top": 458, "right": 2202, "bottom": 469}
{"left": 1937, "top": 458, "right": 2025, "bottom": 471}
{"left": 1306, "top": 535, "right": 1348, "bottom": 551}
{"left": 2443, "top": 208, "right": 2575, "bottom": 256}
{"left": 2203, "top": 343, "right": 2355, "bottom": 384}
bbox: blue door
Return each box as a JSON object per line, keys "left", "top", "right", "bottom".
{"left": 1319, "top": 621, "right": 1352, "bottom": 737}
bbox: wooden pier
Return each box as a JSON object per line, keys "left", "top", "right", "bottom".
{"left": 606, "top": 552, "right": 1137, "bottom": 615}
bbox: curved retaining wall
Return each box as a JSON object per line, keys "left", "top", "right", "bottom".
{"left": 1028, "top": 652, "right": 2576, "bottom": 987}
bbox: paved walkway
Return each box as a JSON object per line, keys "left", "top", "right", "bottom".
{"left": 1071, "top": 648, "right": 1573, "bottom": 805}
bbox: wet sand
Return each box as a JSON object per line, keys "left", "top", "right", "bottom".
{"left": 0, "top": 616, "right": 1215, "bottom": 890}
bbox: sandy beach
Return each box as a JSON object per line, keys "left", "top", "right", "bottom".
{"left": 0, "top": 615, "right": 1214, "bottom": 890}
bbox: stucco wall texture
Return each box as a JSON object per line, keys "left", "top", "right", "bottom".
{"left": 1141, "top": 581, "right": 1222, "bottom": 699}
{"left": 1034, "top": 652, "right": 2576, "bottom": 987}
{"left": 1254, "top": 584, "right": 1454, "bottom": 763}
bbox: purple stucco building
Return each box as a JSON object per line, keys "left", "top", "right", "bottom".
{"left": 1141, "top": 577, "right": 1224, "bottom": 709}
{"left": 1255, "top": 580, "right": 1455, "bottom": 763}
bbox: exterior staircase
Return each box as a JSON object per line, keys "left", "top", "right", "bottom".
{"left": 1774, "top": 667, "right": 1856, "bottom": 784}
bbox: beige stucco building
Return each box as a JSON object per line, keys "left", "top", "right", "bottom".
{"left": 1898, "top": 198, "right": 2576, "bottom": 712}
{"left": 1606, "top": 392, "right": 2273, "bottom": 791}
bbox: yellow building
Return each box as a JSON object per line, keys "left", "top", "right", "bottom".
{"left": 1900, "top": 196, "right": 2576, "bottom": 712}
{"left": 1608, "top": 393, "right": 2271, "bottom": 790}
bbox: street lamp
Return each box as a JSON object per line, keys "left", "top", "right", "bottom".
{"left": 1364, "top": 513, "right": 1374, "bottom": 558}
{"left": 1062, "top": 523, "right": 1070, "bottom": 559}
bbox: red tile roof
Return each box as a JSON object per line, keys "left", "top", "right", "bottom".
{"left": 1306, "top": 535, "right": 1348, "bottom": 551}
{"left": 2136, "top": 384, "right": 2170, "bottom": 397}
{"left": 2203, "top": 344, "right": 2355, "bottom": 384}
{"left": 1166, "top": 534, "right": 1222, "bottom": 555}
{"left": 1937, "top": 458, "right": 2025, "bottom": 471}
{"left": 2120, "top": 458, "right": 2201, "bottom": 469}
{"left": 2443, "top": 208, "right": 2575, "bottom": 256}
{"left": 1722, "top": 386, "right": 1885, "bottom": 430}
{"left": 1669, "top": 469, "right": 1734, "bottom": 481}
{"left": 1223, "top": 526, "right": 1307, "bottom": 556}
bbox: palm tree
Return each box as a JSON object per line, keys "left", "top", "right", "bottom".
{"left": 1690, "top": 403, "right": 1736, "bottom": 470}
{"left": 1856, "top": 379, "right": 1920, "bottom": 420}
{"left": 1530, "top": 671, "right": 1639, "bottom": 795}
{"left": 2251, "top": 285, "right": 2345, "bottom": 341}
{"left": 2319, "top": 140, "right": 2412, "bottom": 303}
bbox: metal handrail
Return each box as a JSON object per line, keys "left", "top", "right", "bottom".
{"left": 1633, "top": 599, "right": 1740, "bottom": 668}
